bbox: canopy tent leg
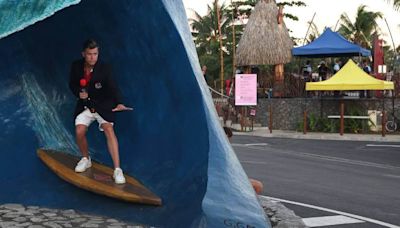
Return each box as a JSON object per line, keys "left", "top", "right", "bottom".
{"left": 303, "top": 91, "right": 308, "bottom": 134}
{"left": 382, "top": 96, "right": 386, "bottom": 137}
{"left": 340, "top": 100, "right": 344, "bottom": 136}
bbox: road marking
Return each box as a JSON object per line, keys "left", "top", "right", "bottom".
{"left": 231, "top": 143, "right": 268, "bottom": 147}
{"left": 238, "top": 145, "right": 400, "bottom": 170}
{"left": 261, "top": 196, "right": 400, "bottom": 228}
{"left": 244, "top": 143, "right": 268, "bottom": 146}
{"left": 240, "top": 160, "right": 267, "bottom": 165}
{"left": 302, "top": 215, "right": 364, "bottom": 227}
{"left": 366, "top": 144, "right": 400, "bottom": 148}
{"left": 383, "top": 174, "right": 400, "bottom": 179}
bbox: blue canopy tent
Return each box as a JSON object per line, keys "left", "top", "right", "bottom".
{"left": 292, "top": 28, "right": 371, "bottom": 57}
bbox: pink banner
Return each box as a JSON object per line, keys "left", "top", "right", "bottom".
{"left": 235, "top": 74, "right": 257, "bottom": 106}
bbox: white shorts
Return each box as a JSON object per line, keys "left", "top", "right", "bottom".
{"left": 75, "top": 109, "right": 113, "bottom": 131}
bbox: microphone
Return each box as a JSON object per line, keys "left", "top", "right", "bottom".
{"left": 79, "top": 79, "right": 94, "bottom": 112}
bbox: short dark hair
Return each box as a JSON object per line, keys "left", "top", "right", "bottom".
{"left": 83, "top": 39, "right": 99, "bottom": 51}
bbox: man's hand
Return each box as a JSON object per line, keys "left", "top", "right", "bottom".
{"left": 79, "top": 92, "right": 88, "bottom": 99}
{"left": 112, "top": 104, "right": 133, "bottom": 112}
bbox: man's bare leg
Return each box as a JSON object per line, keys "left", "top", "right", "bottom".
{"left": 76, "top": 124, "right": 89, "bottom": 158}
{"left": 101, "top": 123, "right": 120, "bottom": 168}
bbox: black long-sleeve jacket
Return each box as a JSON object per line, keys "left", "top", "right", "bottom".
{"left": 69, "top": 59, "right": 122, "bottom": 122}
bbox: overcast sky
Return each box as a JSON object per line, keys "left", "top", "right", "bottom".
{"left": 182, "top": 0, "right": 400, "bottom": 47}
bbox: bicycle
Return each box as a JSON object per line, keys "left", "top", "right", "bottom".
{"left": 385, "top": 113, "right": 398, "bottom": 132}
{"left": 385, "top": 98, "right": 399, "bottom": 132}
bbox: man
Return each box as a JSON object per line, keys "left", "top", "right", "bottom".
{"left": 333, "top": 59, "right": 342, "bottom": 74}
{"left": 202, "top": 65, "right": 209, "bottom": 85}
{"left": 361, "top": 60, "right": 372, "bottom": 98}
{"left": 69, "top": 39, "right": 132, "bottom": 184}
{"left": 318, "top": 61, "right": 329, "bottom": 81}
{"left": 302, "top": 60, "right": 312, "bottom": 82}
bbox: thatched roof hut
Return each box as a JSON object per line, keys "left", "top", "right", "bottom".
{"left": 236, "top": 0, "right": 293, "bottom": 66}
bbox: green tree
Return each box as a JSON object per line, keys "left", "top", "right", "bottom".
{"left": 338, "top": 5, "right": 383, "bottom": 48}
{"left": 385, "top": 0, "right": 400, "bottom": 10}
{"left": 189, "top": 0, "right": 306, "bottom": 89}
{"left": 189, "top": 1, "right": 232, "bottom": 87}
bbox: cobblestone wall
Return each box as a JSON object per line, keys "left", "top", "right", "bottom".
{"left": 255, "top": 98, "right": 400, "bottom": 130}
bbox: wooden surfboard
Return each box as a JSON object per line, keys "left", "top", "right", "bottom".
{"left": 37, "top": 149, "right": 161, "bottom": 206}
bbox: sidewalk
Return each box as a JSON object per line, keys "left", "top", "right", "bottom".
{"left": 235, "top": 127, "right": 400, "bottom": 142}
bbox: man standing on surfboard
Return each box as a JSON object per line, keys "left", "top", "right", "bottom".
{"left": 69, "top": 39, "right": 132, "bottom": 184}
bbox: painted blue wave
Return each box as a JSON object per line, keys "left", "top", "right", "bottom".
{"left": 0, "top": 0, "right": 80, "bottom": 39}
{"left": 0, "top": 0, "right": 270, "bottom": 227}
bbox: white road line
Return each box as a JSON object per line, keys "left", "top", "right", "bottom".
{"left": 241, "top": 160, "right": 267, "bottom": 165}
{"left": 383, "top": 174, "right": 400, "bottom": 179}
{"left": 239, "top": 145, "right": 400, "bottom": 170}
{"left": 244, "top": 143, "right": 268, "bottom": 146}
{"left": 261, "top": 196, "right": 400, "bottom": 228}
{"left": 366, "top": 144, "right": 400, "bottom": 148}
{"left": 302, "top": 215, "right": 364, "bottom": 227}
{"left": 231, "top": 143, "right": 268, "bottom": 147}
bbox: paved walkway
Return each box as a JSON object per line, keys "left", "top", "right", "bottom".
{"left": 235, "top": 127, "right": 400, "bottom": 142}
{"left": 0, "top": 204, "right": 143, "bottom": 228}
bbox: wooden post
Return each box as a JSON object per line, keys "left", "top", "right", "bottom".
{"left": 303, "top": 91, "right": 307, "bottom": 134}
{"left": 340, "top": 100, "right": 344, "bottom": 136}
{"left": 382, "top": 110, "right": 386, "bottom": 137}
{"left": 240, "top": 107, "right": 244, "bottom": 132}
{"left": 245, "top": 106, "right": 248, "bottom": 131}
{"left": 382, "top": 97, "right": 386, "bottom": 137}
{"left": 269, "top": 104, "right": 273, "bottom": 133}
{"left": 303, "top": 110, "right": 307, "bottom": 134}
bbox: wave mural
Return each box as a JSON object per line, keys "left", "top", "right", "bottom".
{"left": 0, "top": 0, "right": 270, "bottom": 227}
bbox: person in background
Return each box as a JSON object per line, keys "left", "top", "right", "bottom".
{"left": 333, "top": 59, "right": 342, "bottom": 74}
{"left": 362, "top": 60, "right": 372, "bottom": 74}
{"left": 361, "top": 60, "right": 372, "bottom": 97}
{"left": 318, "top": 61, "right": 329, "bottom": 81}
{"left": 202, "top": 65, "right": 209, "bottom": 85}
{"left": 302, "top": 60, "right": 312, "bottom": 82}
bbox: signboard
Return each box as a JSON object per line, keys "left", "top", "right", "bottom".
{"left": 235, "top": 74, "right": 257, "bottom": 106}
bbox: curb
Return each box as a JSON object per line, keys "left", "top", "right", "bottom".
{"left": 234, "top": 128, "right": 400, "bottom": 142}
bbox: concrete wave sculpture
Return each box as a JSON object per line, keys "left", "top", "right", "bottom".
{"left": 0, "top": 0, "right": 270, "bottom": 227}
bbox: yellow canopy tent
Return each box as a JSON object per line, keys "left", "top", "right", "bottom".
{"left": 306, "top": 59, "right": 394, "bottom": 91}
{"left": 303, "top": 59, "right": 394, "bottom": 136}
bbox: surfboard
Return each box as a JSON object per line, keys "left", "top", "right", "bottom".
{"left": 37, "top": 149, "right": 162, "bottom": 206}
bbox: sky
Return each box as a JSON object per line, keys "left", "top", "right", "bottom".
{"left": 182, "top": 0, "right": 400, "bottom": 48}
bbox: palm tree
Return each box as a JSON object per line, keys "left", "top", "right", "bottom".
{"left": 385, "top": 0, "right": 400, "bottom": 10}
{"left": 338, "top": 5, "right": 383, "bottom": 48}
{"left": 189, "top": 1, "right": 232, "bottom": 87}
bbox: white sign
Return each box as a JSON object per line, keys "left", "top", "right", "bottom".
{"left": 378, "top": 65, "right": 387, "bottom": 74}
{"left": 235, "top": 74, "right": 257, "bottom": 106}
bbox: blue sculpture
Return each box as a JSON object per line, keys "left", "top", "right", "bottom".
{"left": 0, "top": 0, "right": 270, "bottom": 227}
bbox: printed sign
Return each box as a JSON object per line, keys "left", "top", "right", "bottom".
{"left": 235, "top": 74, "right": 257, "bottom": 106}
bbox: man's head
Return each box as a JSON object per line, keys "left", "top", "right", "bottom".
{"left": 82, "top": 39, "right": 99, "bottom": 67}
{"left": 202, "top": 65, "right": 207, "bottom": 74}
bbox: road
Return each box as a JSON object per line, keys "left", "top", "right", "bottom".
{"left": 232, "top": 136, "right": 400, "bottom": 227}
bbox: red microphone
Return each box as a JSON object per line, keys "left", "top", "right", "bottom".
{"left": 80, "top": 78, "right": 87, "bottom": 87}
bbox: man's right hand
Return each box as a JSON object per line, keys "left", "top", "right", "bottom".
{"left": 79, "top": 92, "right": 88, "bottom": 99}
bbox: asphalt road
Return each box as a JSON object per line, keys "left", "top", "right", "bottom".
{"left": 232, "top": 136, "right": 400, "bottom": 227}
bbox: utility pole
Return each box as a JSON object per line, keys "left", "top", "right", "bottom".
{"left": 232, "top": 0, "right": 236, "bottom": 79}
{"left": 216, "top": 0, "right": 224, "bottom": 96}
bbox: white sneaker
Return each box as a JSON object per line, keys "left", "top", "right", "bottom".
{"left": 113, "top": 168, "right": 126, "bottom": 184}
{"left": 75, "top": 157, "right": 92, "bottom": 173}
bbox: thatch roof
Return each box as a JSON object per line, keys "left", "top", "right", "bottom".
{"left": 236, "top": 0, "right": 293, "bottom": 66}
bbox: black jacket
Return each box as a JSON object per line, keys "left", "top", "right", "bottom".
{"left": 69, "top": 59, "right": 123, "bottom": 122}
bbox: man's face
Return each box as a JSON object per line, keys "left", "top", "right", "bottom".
{"left": 82, "top": 47, "right": 99, "bottom": 66}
